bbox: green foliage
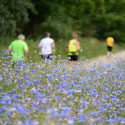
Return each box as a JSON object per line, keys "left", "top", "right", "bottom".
{"left": 94, "top": 0, "right": 125, "bottom": 42}
{"left": 0, "top": 0, "right": 35, "bottom": 37}
{"left": 0, "top": 0, "right": 125, "bottom": 43}
{"left": 42, "top": 14, "right": 73, "bottom": 39}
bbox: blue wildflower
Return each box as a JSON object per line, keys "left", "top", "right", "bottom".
{"left": 107, "top": 118, "right": 116, "bottom": 123}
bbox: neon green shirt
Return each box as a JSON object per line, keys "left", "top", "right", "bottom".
{"left": 68, "top": 39, "right": 78, "bottom": 55}
{"left": 9, "top": 40, "right": 28, "bottom": 61}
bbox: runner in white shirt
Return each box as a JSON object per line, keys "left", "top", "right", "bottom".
{"left": 38, "top": 32, "right": 56, "bottom": 59}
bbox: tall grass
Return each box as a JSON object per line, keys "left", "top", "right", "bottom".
{"left": 0, "top": 37, "right": 125, "bottom": 62}
{"left": 27, "top": 37, "right": 125, "bottom": 61}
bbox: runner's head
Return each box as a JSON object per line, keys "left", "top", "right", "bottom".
{"left": 45, "top": 32, "right": 51, "bottom": 37}
{"left": 18, "top": 34, "right": 25, "bottom": 41}
{"left": 72, "top": 32, "right": 78, "bottom": 39}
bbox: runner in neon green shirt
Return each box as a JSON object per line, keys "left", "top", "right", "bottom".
{"left": 8, "top": 34, "right": 28, "bottom": 61}
{"left": 66, "top": 32, "right": 81, "bottom": 66}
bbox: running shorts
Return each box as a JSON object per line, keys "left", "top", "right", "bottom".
{"left": 41, "top": 54, "right": 53, "bottom": 60}
{"left": 107, "top": 46, "right": 112, "bottom": 52}
{"left": 68, "top": 55, "right": 78, "bottom": 61}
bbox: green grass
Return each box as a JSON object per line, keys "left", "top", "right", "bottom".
{"left": 0, "top": 37, "right": 125, "bottom": 62}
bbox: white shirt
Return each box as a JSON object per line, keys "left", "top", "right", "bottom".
{"left": 39, "top": 37, "right": 54, "bottom": 55}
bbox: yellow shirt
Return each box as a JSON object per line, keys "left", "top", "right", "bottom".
{"left": 106, "top": 37, "right": 114, "bottom": 47}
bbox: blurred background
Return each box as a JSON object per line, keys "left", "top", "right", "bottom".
{"left": 0, "top": 0, "right": 125, "bottom": 60}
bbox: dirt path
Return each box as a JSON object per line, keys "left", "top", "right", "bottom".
{"left": 88, "top": 50, "right": 125, "bottom": 65}
{"left": 36, "top": 51, "right": 125, "bottom": 70}
{"left": 78, "top": 51, "right": 125, "bottom": 70}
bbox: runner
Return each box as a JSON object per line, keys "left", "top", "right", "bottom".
{"left": 38, "top": 32, "right": 56, "bottom": 60}
{"left": 66, "top": 33, "right": 81, "bottom": 66}
{"left": 106, "top": 36, "right": 114, "bottom": 58}
{"left": 8, "top": 34, "right": 28, "bottom": 62}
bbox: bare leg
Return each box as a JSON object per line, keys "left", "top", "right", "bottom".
{"left": 71, "top": 61, "right": 78, "bottom": 66}
{"left": 109, "top": 52, "right": 112, "bottom": 58}
{"left": 107, "top": 51, "right": 112, "bottom": 58}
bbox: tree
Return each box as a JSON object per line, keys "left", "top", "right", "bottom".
{"left": 93, "top": 0, "right": 125, "bottom": 42}
{"left": 0, "top": 0, "right": 35, "bottom": 37}
{"left": 0, "top": 0, "right": 125, "bottom": 43}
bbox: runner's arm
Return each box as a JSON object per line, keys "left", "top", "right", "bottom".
{"left": 24, "top": 49, "right": 28, "bottom": 57}
{"left": 38, "top": 45, "right": 42, "bottom": 48}
{"left": 52, "top": 43, "right": 56, "bottom": 53}
{"left": 112, "top": 39, "right": 114, "bottom": 44}
{"left": 24, "top": 43, "right": 28, "bottom": 57}
{"left": 75, "top": 41, "right": 81, "bottom": 51}
{"left": 38, "top": 39, "right": 43, "bottom": 49}
{"left": 8, "top": 43, "right": 13, "bottom": 53}
{"left": 8, "top": 48, "right": 12, "bottom": 53}
{"left": 65, "top": 41, "right": 69, "bottom": 51}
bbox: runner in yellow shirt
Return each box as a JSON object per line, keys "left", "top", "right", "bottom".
{"left": 106, "top": 36, "right": 114, "bottom": 58}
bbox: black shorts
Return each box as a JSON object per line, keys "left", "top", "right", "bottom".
{"left": 41, "top": 54, "right": 52, "bottom": 60}
{"left": 107, "top": 46, "right": 113, "bottom": 52}
{"left": 68, "top": 55, "right": 78, "bottom": 61}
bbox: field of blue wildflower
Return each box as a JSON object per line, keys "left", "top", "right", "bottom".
{"left": 0, "top": 50, "right": 125, "bottom": 125}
